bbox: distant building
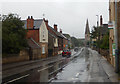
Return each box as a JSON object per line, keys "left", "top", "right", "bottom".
{"left": 85, "top": 19, "right": 90, "bottom": 46}
{"left": 63, "top": 33, "right": 72, "bottom": 49}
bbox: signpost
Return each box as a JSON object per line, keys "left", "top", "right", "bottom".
{"left": 112, "top": 43, "right": 116, "bottom": 56}
{"left": 108, "top": 21, "right": 115, "bottom": 29}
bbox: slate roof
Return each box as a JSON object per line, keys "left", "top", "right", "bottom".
{"left": 48, "top": 25, "right": 63, "bottom": 38}
{"left": 28, "top": 38, "right": 40, "bottom": 49}
{"left": 22, "top": 19, "right": 43, "bottom": 29}
{"left": 48, "top": 31, "right": 56, "bottom": 38}
{"left": 48, "top": 25, "right": 68, "bottom": 40}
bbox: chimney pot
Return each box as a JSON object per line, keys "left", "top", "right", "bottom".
{"left": 43, "top": 18, "right": 45, "bottom": 21}
{"left": 28, "top": 16, "right": 30, "bottom": 19}
{"left": 60, "top": 29, "right": 62, "bottom": 33}
{"left": 31, "top": 16, "right": 33, "bottom": 19}
{"left": 27, "top": 16, "right": 34, "bottom": 29}
{"left": 54, "top": 24, "right": 57, "bottom": 31}
{"left": 100, "top": 15, "right": 103, "bottom": 26}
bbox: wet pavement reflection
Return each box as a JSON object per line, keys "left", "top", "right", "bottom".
{"left": 51, "top": 48, "right": 89, "bottom": 82}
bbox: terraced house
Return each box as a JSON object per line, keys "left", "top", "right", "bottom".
{"left": 23, "top": 16, "right": 69, "bottom": 59}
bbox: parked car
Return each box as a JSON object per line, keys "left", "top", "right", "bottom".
{"left": 62, "top": 50, "right": 71, "bottom": 58}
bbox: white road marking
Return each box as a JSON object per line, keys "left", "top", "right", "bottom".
{"left": 4, "top": 74, "right": 29, "bottom": 84}
{"left": 38, "top": 65, "right": 53, "bottom": 72}
{"left": 75, "top": 73, "right": 80, "bottom": 77}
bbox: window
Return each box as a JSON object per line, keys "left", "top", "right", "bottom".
{"left": 43, "top": 30, "right": 45, "bottom": 38}
{"left": 42, "top": 46, "right": 45, "bottom": 54}
{"left": 43, "top": 39, "right": 45, "bottom": 41}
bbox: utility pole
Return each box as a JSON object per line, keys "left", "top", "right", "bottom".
{"left": 96, "top": 15, "right": 100, "bottom": 54}
{"left": 115, "top": 0, "right": 119, "bottom": 73}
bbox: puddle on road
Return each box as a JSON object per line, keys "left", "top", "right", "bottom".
{"left": 80, "top": 70, "right": 84, "bottom": 72}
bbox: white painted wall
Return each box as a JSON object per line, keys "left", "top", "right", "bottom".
{"left": 39, "top": 21, "right": 48, "bottom": 43}
{"left": 54, "top": 38, "right": 58, "bottom": 47}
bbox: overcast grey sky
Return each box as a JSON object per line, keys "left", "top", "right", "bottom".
{"left": 1, "top": 0, "right": 109, "bottom": 38}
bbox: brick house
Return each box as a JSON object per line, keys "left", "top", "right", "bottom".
{"left": 63, "top": 33, "right": 72, "bottom": 49}
{"left": 44, "top": 20, "right": 59, "bottom": 56}
{"left": 23, "top": 16, "right": 48, "bottom": 58}
{"left": 60, "top": 31, "right": 69, "bottom": 50}
{"left": 51, "top": 25, "right": 65, "bottom": 54}
{"left": 44, "top": 20, "right": 68, "bottom": 55}
{"left": 48, "top": 24, "right": 63, "bottom": 55}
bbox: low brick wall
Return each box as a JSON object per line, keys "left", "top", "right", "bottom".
{"left": 2, "top": 49, "right": 29, "bottom": 64}
{"left": 32, "top": 48, "right": 41, "bottom": 60}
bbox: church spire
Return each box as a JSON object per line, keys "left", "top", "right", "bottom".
{"left": 85, "top": 19, "right": 90, "bottom": 34}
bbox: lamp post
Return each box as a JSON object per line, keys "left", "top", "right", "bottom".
{"left": 96, "top": 15, "right": 100, "bottom": 54}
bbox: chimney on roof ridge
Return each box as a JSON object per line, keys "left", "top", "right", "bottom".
{"left": 60, "top": 29, "right": 62, "bottom": 33}
{"left": 100, "top": 15, "right": 103, "bottom": 26}
{"left": 31, "top": 16, "right": 33, "bottom": 19}
{"left": 28, "top": 16, "right": 30, "bottom": 19}
{"left": 43, "top": 18, "right": 45, "bottom": 21}
{"left": 27, "top": 16, "right": 34, "bottom": 29}
{"left": 54, "top": 24, "right": 57, "bottom": 32}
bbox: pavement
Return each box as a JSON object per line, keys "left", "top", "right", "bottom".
{"left": 101, "top": 55, "right": 119, "bottom": 82}
{"left": 88, "top": 48, "right": 120, "bottom": 82}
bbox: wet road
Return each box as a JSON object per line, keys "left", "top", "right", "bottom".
{"left": 51, "top": 47, "right": 111, "bottom": 82}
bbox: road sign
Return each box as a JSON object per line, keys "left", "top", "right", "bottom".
{"left": 66, "top": 45, "right": 68, "bottom": 47}
{"left": 108, "top": 21, "right": 115, "bottom": 29}
{"left": 64, "top": 44, "right": 65, "bottom": 47}
{"left": 112, "top": 43, "right": 116, "bottom": 56}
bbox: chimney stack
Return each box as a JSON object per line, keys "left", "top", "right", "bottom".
{"left": 60, "top": 29, "right": 62, "bottom": 33}
{"left": 27, "top": 16, "right": 34, "bottom": 29}
{"left": 27, "top": 16, "right": 30, "bottom": 29}
{"left": 43, "top": 18, "right": 45, "bottom": 21}
{"left": 28, "top": 16, "right": 30, "bottom": 19}
{"left": 30, "top": 16, "right": 34, "bottom": 28}
{"left": 100, "top": 15, "right": 103, "bottom": 26}
{"left": 54, "top": 24, "right": 57, "bottom": 31}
